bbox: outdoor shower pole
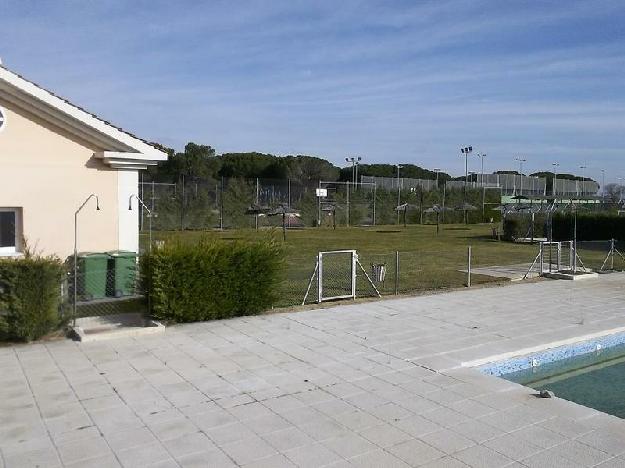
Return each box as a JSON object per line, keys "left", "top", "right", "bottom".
{"left": 129, "top": 195, "right": 153, "bottom": 253}
{"left": 73, "top": 194, "right": 100, "bottom": 326}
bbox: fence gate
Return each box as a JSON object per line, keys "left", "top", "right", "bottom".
{"left": 302, "top": 250, "right": 380, "bottom": 304}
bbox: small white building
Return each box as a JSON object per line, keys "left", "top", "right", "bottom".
{"left": 0, "top": 64, "right": 167, "bottom": 259}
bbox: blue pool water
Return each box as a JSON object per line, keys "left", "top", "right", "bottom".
{"left": 499, "top": 341, "right": 625, "bottom": 418}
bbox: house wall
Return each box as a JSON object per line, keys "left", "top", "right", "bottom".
{"left": 0, "top": 99, "right": 138, "bottom": 259}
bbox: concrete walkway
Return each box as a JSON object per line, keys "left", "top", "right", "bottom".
{"left": 2, "top": 275, "right": 625, "bottom": 467}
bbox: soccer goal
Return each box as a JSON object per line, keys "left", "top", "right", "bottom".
{"left": 302, "top": 250, "right": 380, "bottom": 304}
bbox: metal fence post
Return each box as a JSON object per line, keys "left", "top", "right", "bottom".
{"left": 611, "top": 238, "right": 615, "bottom": 270}
{"left": 351, "top": 251, "right": 357, "bottom": 300}
{"left": 317, "top": 252, "right": 323, "bottom": 303}
{"left": 467, "top": 245, "right": 472, "bottom": 287}
{"left": 373, "top": 183, "right": 377, "bottom": 226}
{"left": 220, "top": 177, "right": 224, "bottom": 230}
{"left": 395, "top": 251, "right": 399, "bottom": 295}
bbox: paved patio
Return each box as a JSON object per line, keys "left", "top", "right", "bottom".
{"left": 2, "top": 275, "right": 625, "bottom": 468}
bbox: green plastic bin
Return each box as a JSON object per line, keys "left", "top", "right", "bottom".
{"left": 107, "top": 250, "right": 138, "bottom": 297}
{"left": 77, "top": 252, "right": 109, "bottom": 300}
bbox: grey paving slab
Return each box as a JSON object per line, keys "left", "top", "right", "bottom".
{"left": 4, "top": 274, "right": 625, "bottom": 467}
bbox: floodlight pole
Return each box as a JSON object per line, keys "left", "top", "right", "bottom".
{"left": 461, "top": 146, "right": 473, "bottom": 223}
{"left": 346, "top": 156, "right": 362, "bottom": 192}
{"left": 515, "top": 157, "right": 526, "bottom": 203}
{"left": 578, "top": 165, "right": 586, "bottom": 196}
{"left": 73, "top": 194, "right": 100, "bottom": 326}
{"left": 434, "top": 168, "right": 441, "bottom": 187}
{"left": 396, "top": 164, "right": 402, "bottom": 224}
{"left": 552, "top": 162, "right": 560, "bottom": 200}
{"left": 478, "top": 155, "right": 486, "bottom": 221}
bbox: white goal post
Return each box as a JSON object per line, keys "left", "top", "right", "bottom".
{"left": 302, "top": 250, "right": 380, "bottom": 304}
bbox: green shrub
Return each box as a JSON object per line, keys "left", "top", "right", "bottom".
{"left": 502, "top": 214, "right": 545, "bottom": 241}
{"left": 0, "top": 256, "right": 66, "bottom": 341}
{"left": 143, "top": 238, "right": 283, "bottom": 323}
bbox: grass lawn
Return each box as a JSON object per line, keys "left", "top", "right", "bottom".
{"left": 149, "top": 223, "right": 545, "bottom": 307}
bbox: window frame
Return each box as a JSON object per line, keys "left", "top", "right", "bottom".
{"left": 0, "top": 208, "right": 21, "bottom": 255}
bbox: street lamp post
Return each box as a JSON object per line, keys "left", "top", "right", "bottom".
{"left": 601, "top": 169, "right": 606, "bottom": 204}
{"left": 460, "top": 146, "right": 473, "bottom": 223}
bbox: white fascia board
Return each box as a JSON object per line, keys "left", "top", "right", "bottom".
{"left": 0, "top": 67, "right": 168, "bottom": 161}
{"left": 99, "top": 151, "right": 163, "bottom": 163}
{"left": 100, "top": 153, "right": 159, "bottom": 170}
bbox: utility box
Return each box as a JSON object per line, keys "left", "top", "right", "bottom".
{"left": 107, "top": 251, "right": 138, "bottom": 297}
{"left": 76, "top": 252, "right": 109, "bottom": 300}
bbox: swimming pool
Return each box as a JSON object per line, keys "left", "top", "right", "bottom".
{"left": 480, "top": 332, "right": 625, "bottom": 419}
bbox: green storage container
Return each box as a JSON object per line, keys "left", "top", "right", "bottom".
{"left": 107, "top": 250, "right": 137, "bottom": 297}
{"left": 77, "top": 252, "right": 109, "bottom": 300}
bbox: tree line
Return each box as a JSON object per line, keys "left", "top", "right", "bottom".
{"left": 147, "top": 142, "right": 453, "bottom": 184}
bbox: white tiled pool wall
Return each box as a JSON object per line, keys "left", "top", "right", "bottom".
{"left": 480, "top": 331, "right": 625, "bottom": 377}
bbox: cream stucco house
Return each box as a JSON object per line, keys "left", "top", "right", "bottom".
{"left": 0, "top": 64, "right": 167, "bottom": 259}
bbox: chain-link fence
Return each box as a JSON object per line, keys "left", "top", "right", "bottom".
{"left": 138, "top": 176, "right": 504, "bottom": 231}
{"left": 67, "top": 251, "right": 146, "bottom": 321}
{"left": 64, "top": 236, "right": 625, "bottom": 319}
{"left": 576, "top": 240, "right": 625, "bottom": 272}
{"left": 293, "top": 246, "right": 506, "bottom": 307}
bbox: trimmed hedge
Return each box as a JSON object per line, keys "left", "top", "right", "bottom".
{"left": 0, "top": 256, "right": 66, "bottom": 341}
{"left": 143, "top": 238, "right": 282, "bottom": 323}
{"left": 552, "top": 213, "right": 625, "bottom": 241}
{"left": 503, "top": 212, "right": 625, "bottom": 241}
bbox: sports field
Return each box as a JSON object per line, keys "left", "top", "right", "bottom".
{"left": 151, "top": 223, "right": 547, "bottom": 307}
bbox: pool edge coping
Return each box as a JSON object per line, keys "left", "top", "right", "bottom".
{"left": 460, "top": 325, "right": 625, "bottom": 370}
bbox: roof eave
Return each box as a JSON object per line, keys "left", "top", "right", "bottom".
{"left": 0, "top": 66, "right": 168, "bottom": 164}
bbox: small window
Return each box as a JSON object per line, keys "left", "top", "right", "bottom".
{"left": 0, "top": 106, "right": 5, "bottom": 133}
{"left": 0, "top": 208, "right": 20, "bottom": 254}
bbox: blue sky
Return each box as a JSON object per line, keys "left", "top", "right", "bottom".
{"left": 1, "top": 0, "right": 624, "bottom": 181}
